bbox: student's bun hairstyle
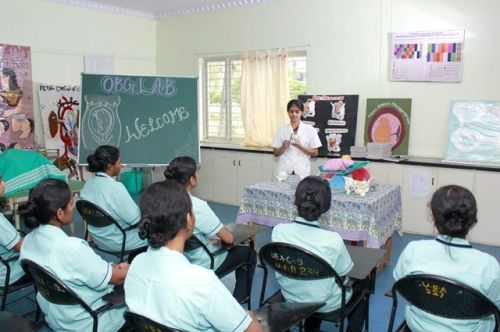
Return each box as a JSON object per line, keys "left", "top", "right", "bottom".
{"left": 430, "top": 185, "right": 477, "bottom": 238}
{"left": 163, "top": 156, "right": 197, "bottom": 186}
{"left": 287, "top": 99, "right": 304, "bottom": 113}
{"left": 18, "top": 179, "right": 72, "bottom": 229}
{"left": 295, "top": 176, "right": 331, "bottom": 221}
{"left": 139, "top": 180, "right": 192, "bottom": 248}
{"left": 86, "top": 145, "right": 120, "bottom": 173}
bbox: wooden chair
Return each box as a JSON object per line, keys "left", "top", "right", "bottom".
{"left": 388, "top": 274, "right": 500, "bottom": 332}
{"left": 124, "top": 311, "right": 186, "bottom": 332}
{"left": 259, "top": 242, "right": 370, "bottom": 332}
{"left": 21, "top": 259, "right": 123, "bottom": 332}
{"left": 76, "top": 199, "right": 146, "bottom": 262}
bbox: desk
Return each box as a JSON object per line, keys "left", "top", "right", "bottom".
{"left": 347, "top": 245, "right": 386, "bottom": 296}
{"left": 4, "top": 180, "right": 85, "bottom": 233}
{"left": 237, "top": 176, "right": 402, "bottom": 249}
{"left": 254, "top": 302, "right": 325, "bottom": 332}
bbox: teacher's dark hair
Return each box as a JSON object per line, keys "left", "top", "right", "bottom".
{"left": 18, "top": 179, "right": 72, "bottom": 229}
{"left": 139, "top": 180, "right": 192, "bottom": 248}
{"left": 87, "top": 145, "right": 120, "bottom": 173}
{"left": 1, "top": 68, "right": 20, "bottom": 90}
{"left": 163, "top": 156, "right": 197, "bottom": 186}
{"left": 287, "top": 99, "right": 304, "bottom": 113}
{"left": 294, "top": 176, "right": 331, "bottom": 221}
{"left": 430, "top": 185, "right": 477, "bottom": 238}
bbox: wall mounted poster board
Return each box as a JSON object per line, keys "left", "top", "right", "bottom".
{"left": 298, "top": 95, "right": 359, "bottom": 157}
{"left": 365, "top": 98, "right": 412, "bottom": 156}
{"left": 444, "top": 100, "right": 500, "bottom": 165}
{"left": 390, "top": 30, "right": 464, "bottom": 82}
{"left": 78, "top": 74, "right": 199, "bottom": 165}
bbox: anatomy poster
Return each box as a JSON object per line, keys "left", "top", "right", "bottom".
{"left": 298, "top": 95, "right": 359, "bottom": 157}
{"left": 365, "top": 98, "right": 412, "bottom": 156}
{"left": 444, "top": 101, "right": 500, "bottom": 164}
{"left": 391, "top": 30, "right": 464, "bottom": 82}
{"left": 38, "top": 85, "right": 80, "bottom": 168}
{"left": 0, "top": 44, "right": 34, "bottom": 150}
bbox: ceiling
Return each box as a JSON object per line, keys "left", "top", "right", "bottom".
{"left": 49, "top": 0, "right": 270, "bottom": 19}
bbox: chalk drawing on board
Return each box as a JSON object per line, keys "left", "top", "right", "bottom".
{"left": 82, "top": 95, "right": 121, "bottom": 149}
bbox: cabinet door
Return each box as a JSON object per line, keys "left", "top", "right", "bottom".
{"left": 386, "top": 163, "right": 404, "bottom": 187}
{"left": 470, "top": 171, "right": 500, "bottom": 245}
{"left": 402, "top": 165, "right": 439, "bottom": 235}
{"left": 366, "top": 162, "right": 388, "bottom": 185}
{"left": 191, "top": 149, "right": 214, "bottom": 200}
{"left": 437, "top": 168, "right": 474, "bottom": 190}
{"left": 236, "top": 152, "right": 264, "bottom": 205}
{"left": 208, "top": 150, "right": 238, "bottom": 205}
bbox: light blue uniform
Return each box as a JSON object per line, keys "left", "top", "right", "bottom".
{"left": 0, "top": 213, "right": 24, "bottom": 285}
{"left": 272, "top": 217, "right": 354, "bottom": 313}
{"left": 184, "top": 194, "right": 227, "bottom": 269}
{"left": 125, "top": 246, "right": 252, "bottom": 332}
{"left": 19, "top": 224, "right": 126, "bottom": 332}
{"left": 394, "top": 235, "right": 500, "bottom": 332}
{"left": 81, "top": 172, "right": 146, "bottom": 251}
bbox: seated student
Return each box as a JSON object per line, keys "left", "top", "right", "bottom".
{"left": 394, "top": 185, "right": 500, "bottom": 332}
{"left": 81, "top": 145, "right": 147, "bottom": 255}
{"left": 125, "top": 180, "right": 262, "bottom": 332}
{"left": 272, "top": 176, "right": 367, "bottom": 332}
{"left": 163, "top": 156, "right": 257, "bottom": 303}
{"left": 18, "top": 179, "right": 128, "bottom": 332}
{"left": 0, "top": 179, "right": 26, "bottom": 288}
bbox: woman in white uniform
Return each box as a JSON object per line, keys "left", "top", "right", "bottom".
{"left": 394, "top": 185, "right": 500, "bottom": 332}
{"left": 272, "top": 99, "right": 322, "bottom": 180}
{"left": 164, "top": 156, "right": 257, "bottom": 303}
{"left": 125, "top": 180, "right": 262, "bottom": 332}
{"left": 81, "top": 145, "right": 147, "bottom": 260}
{"left": 18, "top": 179, "right": 129, "bottom": 332}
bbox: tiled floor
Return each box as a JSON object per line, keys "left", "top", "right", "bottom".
{"left": 4, "top": 200, "right": 500, "bottom": 331}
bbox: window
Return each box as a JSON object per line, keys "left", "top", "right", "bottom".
{"left": 201, "top": 53, "right": 306, "bottom": 142}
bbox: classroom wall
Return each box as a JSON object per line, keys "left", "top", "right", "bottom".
{"left": 1, "top": 0, "right": 156, "bottom": 146}
{"left": 156, "top": 0, "right": 500, "bottom": 158}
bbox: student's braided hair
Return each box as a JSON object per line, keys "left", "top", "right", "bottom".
{"left": 294, "top": 176, "right": 331, "bottom": 221}
{"left": 139, "top": 180, "right": 192, "bottom": 248}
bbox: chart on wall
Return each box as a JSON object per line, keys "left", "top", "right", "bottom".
{"left": 0, "top": 44, "right": 34, "bottom": 151}
{"left": 444, "top": 100, "right": 500, "bottom": 165}
{"left": 365, "top": 98, "right": 412, "bottom": 156}
{"left": 38, "top": 85, "right": 81, "bottom": 167}
{"left": 390, "top": 30, "right": 464, "bottom": 82}
{"left": 298, "top": 95, "right": 358, "bottom": 158}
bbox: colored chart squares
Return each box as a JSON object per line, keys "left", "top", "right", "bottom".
{"left": 426, "top": 43, "right": 462, "bottom": 62}
{"left": 393, "top": 44, "right": 422, "bottom": 59}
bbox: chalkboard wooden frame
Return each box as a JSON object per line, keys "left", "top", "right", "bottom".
{"left": 78, "top": 73, "right": 199, "bottom": 166}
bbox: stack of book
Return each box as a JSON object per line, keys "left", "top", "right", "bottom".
{"left": 350, "top": 146, "right": 367, "bottom": 158}
{"left": 366, "top": 142, "right": 392, "bottom": 159}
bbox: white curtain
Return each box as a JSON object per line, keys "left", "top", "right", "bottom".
{"left": 240, "top": 49, "right": 290, "bottom": 147}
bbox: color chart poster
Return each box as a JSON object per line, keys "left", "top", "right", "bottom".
{"left": 298, "top": 95, "right": 358, "bottom": 158}
{"left": 0, "top": 44, "right": 34, "bottom": 151}
{"left": 390, "top": 30, "right": 464, "bottom": 82}
{"left": 365, "top": 98, "right": 412, "bottom": 156}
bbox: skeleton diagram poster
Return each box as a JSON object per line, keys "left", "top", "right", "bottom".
{"left": 444, "top": 101, "right": 500, "bottom": 164}
{"left": 391, "top": 30, "right": 464, "bottom": 82}
{"left": 0, "top": 44, "right": 34, "bottom": 150}
{"left": 298, "top": 95, "right": 359, "bottom": 157}
{"left": 38, "top": 85, "right": 80, "bottom": 167}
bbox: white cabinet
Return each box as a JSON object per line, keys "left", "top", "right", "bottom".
{"left": 469, "top": 171, "right": 500, "bottom": 245}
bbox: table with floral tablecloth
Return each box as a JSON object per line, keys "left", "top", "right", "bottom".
{"left": 236, "top": 175, "right": 402, "bottom": 249}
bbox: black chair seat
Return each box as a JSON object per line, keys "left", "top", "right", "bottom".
{"left": 124, "top": 311, "right": 186, "bottom": 332}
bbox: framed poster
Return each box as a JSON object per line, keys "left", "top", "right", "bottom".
{"left": 365, "top": 98, "right": 412, "bottom": 156}
{"left": 298, "top": 95, "right": 359, "bottom": 157}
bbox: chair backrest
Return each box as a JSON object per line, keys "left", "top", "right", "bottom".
{"left": 124, "top": 311, "right": 185, "bottom": 332}
{"left": 259, "top": 242, "right": 343, "bottom": 282}
{"left": 21, "top": 259, "right": 92, "bottom": 312}
{"left": 392, "top": 274, "right": 500, "bottom": 320}
{"left": 75, "top": 200, "right": 116, "bottom": 228}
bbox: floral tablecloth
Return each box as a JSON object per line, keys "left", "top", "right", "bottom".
{"left": 237, "top": 176, "right": 402, "bottom": 248}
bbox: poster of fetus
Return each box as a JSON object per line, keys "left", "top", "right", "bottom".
{"left": 38, "top": 85, "right": 80, "bottom": 169}
{"left": 0, "top": 44, "right": 34, "bottom": 151}
{"left": 298, "top": 95, "right": 359, "bottom": 157}
{"left": 444, "top": 100, "right": 500, "bottom": 164}
{"left": 364, "top": 98, "right": 412, "bottom": 156}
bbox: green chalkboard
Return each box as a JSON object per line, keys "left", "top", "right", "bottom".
{"left": 78, "top": 74, "right": 199, "bottom": 166}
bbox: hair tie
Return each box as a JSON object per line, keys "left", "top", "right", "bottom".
{"left": 305, "top": 191, "right": 315, "bottom": 201}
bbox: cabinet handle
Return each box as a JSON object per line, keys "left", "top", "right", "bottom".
{"left": 238, "top": 160, "right": 241, "bottom": 167}
{"left": 432, "top": 177, "right": 435, "bottom": 186}
{"left": 233, "top": 160, "right": 236, "bottom": 166}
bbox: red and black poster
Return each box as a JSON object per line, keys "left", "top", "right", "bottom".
{"left": 298, "top": 95, "right": 359, "bottom": 157}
